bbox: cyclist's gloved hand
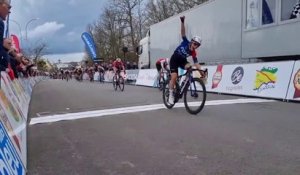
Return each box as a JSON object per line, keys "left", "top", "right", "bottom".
{"left": 194, "top": 63, "right": 201, "bottom": 70}
{"left": 185, "top": 64, "right": 192, "bottom": 71}
{"left": 180, "top": 16, "right": 185, "bottom": 23}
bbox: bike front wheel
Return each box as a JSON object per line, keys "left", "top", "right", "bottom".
{"left": 113, "top": 75, "right": 118, "bottom": 91}
{"left": 118, "top": 76, "right": 125, "bottom": 91}
{"left": 183, "top": 78, "right": 206, "bottom": 114}
{"left": 158, "top": 75, "right": 165, "bottom": 91}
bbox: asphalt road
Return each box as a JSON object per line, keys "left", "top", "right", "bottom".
{"left": 27, "top": 79, "right": 300, "bottom": 175}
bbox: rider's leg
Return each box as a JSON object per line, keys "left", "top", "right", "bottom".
{"left": 168, "top": 72, "right": 177, "bottom": 104}
{"left": 169, "top": 72, "right": 177, "bottom": 90}
{"left": 156, "top": 63, "right": 162, "bottom": 86}
{"left": 168, "top": 55, "right": 178, "bottom": 104}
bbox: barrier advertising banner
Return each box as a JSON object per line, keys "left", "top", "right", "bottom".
{"left": 0, "top": 73, "right": 46, "bottom": 171}
{"left": 204, "top": 61, "right": 294, "bottom": 99}
{"left": 126, "top": 69, "right": 139, "bottom": 81}
{"left": 0, "top": 88, "right": 27, "bottom": 167}
{"left": 1, "top": 73, "right": 28, "bottom": 119}
{"left": 286, "top": 61, "right": 300, "bottom": 101}
{"left": 136, "top": 69, "right": 158, "bottom": 87}
{"left": 0, "top": 122, "right": 25, "bottom": 175}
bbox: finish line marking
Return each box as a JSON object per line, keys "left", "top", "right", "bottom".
{"left": 30, "top": 98, "right": 275, "bottom": 125}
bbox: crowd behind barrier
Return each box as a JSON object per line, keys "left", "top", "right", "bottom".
{"left": 0, "top": 71, "right": 47, "bottom": 175}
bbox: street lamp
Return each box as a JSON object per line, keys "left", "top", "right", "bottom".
{"left": 10, "top": 19, "right": 23, "bottom": 41}
{"left": 25, "top": 18, "right": 39, "bottom": 40}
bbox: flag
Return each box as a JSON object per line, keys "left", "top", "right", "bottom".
{"left": 262, "top": 0, "right": 273, "bottom": 24}
{"left": 11, "top": 34, "right": 20, "bottom": 53}
{"left": 81, "top": 32, "right": 97, "bottom": 60}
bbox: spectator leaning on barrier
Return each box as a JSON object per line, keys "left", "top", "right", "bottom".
{"left": 0, "top": 0, "right": 11, "bottom": 73}
{"left": 3, "top": 38, "right": 18, "bottom": 78}
{"left": 19, "top": 56, "right": 34, "bottom": 78}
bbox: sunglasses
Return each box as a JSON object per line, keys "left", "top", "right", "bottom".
{"left": 192, "top": 42, "right": 200, "bottom": 47}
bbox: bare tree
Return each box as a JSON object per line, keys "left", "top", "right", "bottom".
{"left": 87, "top": 0, "right": 208, "bottom": 62}
{"left": 23, "top": 41, "right": 48, "bottom": 66}
{"left": 113, "top": 0, "right": 140, "bottom": 49}
{"left": 144, "top": 0, "right": 208, "bottom": 26}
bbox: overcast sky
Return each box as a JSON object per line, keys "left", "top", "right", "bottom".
{"left": 9, "top": 0, "right": 108, "bottom": 62}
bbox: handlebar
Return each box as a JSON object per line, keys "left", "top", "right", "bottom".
{"left": 181, "top": 67, "right": 208, "bottom": 78}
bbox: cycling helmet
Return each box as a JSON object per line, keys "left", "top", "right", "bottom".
{"left": 191, "top": 36, "right": 202, "bottom": 45}
{"left": 116, "top": 58, "right": 121, "bottom": 62}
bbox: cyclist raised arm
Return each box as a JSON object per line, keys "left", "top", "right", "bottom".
{"left": 168, "top": 16, "right": 202, "bottom": 105}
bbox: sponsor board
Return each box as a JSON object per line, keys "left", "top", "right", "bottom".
{"left": 0, "top": 88, "right": 27, "bottom": 167}
{"left": 286, "top": 61, "right": 300, "bottom": 101}
{"left": 203, "top": 61, "right": 294, "bottom": 99}
{"left": 136, "top": 69, "right": 158, "bottom": 87}
{"left": 126, "top": 70, "right": 139, "bottom": 81}
{"left": 0, "top": 122, "right": 25, "bottom": 175}
{"left": 1, "top": 73, "right": 29, "bottom": 118}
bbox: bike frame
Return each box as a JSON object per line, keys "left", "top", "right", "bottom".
{"left": 177, "top": 69, "right": 202, "bottom": 99}
{"left": 159, "top": 70, "right": 170, "bottom": 81}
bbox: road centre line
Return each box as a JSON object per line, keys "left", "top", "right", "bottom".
{"left": 30, "top": 98, "right": 275, "bottom": 125}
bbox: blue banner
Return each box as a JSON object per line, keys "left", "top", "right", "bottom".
{"left": 0, "top": 122, "right": 25, "bottom": 175}
{"left": 81, "top": 32, "right": 97, "bottom": 60}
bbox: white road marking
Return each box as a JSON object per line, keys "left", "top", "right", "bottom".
{"left": 30, "top": 98, "right": 275, "bottom": 125}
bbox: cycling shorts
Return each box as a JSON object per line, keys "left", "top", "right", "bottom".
{"left": 156, "top": 63, "right": 162, "bottom": 72}
{"left": 169, "top": 52, "right": 188, "bottom": 73}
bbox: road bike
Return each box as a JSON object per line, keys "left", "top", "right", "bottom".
{"left": 99, "top": 71, "right": 105, "bottom": 83}
{"left": 163, "top": 68, "right": 207, "bottom": 114}
{"left": 157, "top": 69, "right": 171, "bottom": 91}
{"left": 112, "top": 70, "right": 125, "bottom": 91}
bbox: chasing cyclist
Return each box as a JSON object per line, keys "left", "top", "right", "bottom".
{"left": 168, "top": 16, "right": 202, "bottom": 105}
{"left": 155, "top": 58, "right": 169, "bottom": 73}
{"left": 112, "top": 58, "right": 125, "bottom": 77}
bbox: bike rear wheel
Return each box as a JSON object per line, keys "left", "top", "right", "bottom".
{"left": 118, "top": 76, "right": 125, "bottom": 91}
{"left": 183, "top": 78, "right": 206, "bottom": 114}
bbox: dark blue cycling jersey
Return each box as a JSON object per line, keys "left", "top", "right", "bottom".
{"left": 174, "top": 36, "right": 198, "bottom": 63}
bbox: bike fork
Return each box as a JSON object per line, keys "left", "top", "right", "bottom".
{"left": 189, "top": 79, "right": 198, "bottom": 97}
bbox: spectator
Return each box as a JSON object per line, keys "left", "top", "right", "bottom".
{"left": 3, "top": 38, "right": 18, "bottom": 78}
{"left": 126, "top": 61, "right": 131, "bottom": 69}
{"left": 0, "top": 0, "right": 11, "bottom": 72}
{"left": 132, "top": 62, "right": 138, "bottom": 69}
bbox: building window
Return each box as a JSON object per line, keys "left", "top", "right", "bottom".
{"left": 281, "top": 0, "right": 300, "bottom": 21}
{"left": 262, "top": 0, "right": 276, "bottom": 25}
{"left": 246, "top": 0, "right": 260, "bottom": 29}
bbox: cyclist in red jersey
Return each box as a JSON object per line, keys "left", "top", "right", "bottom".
{"left": 112, "top": 58, "right": 125, "bottom": 75}
{"left": 155, "top": 58, "right": 169, "bottom": 73}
